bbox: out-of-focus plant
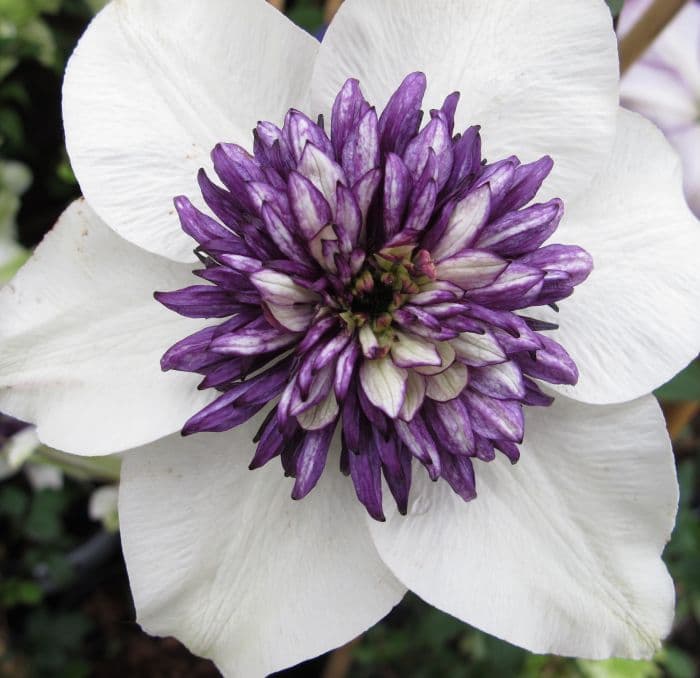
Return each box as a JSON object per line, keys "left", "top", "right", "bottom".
{"left": 0, "top": 159, "right": 30, "bottom": 280}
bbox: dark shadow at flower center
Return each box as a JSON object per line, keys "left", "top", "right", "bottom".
{"left": 350, "top": 278, "right": 395, "bottom": 317}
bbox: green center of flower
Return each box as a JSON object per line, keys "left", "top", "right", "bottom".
{"left": 338, "top": 247, "right": 438, "bottom": 357}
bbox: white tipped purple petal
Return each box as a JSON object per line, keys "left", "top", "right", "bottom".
{"left": 516, "top": 334, "right": 578, "bottom": 386}
{"left": 403, "top": 115, "right": 453, "bottom": 192}
{"left": 288, "top": 170, "right": 332, "bottom": 240}
{"left": 463, "top": 390, "right": 524, "bottom": 443}
{"left": 383, "top": 153, "right": 412, "bottom": 241}
{"left": 376, "top": 72, "right": 427, "bottom": 156}
{"left": 427, "top": 397, "right": 475, "bottom": 457}
{"left": 331, "top": 77, "right": 371, "bottom": 159}
{"left": 519, "top": 244, "right": 593, "bottom": 287}
{"left": 334, "top": 340, "right": 361, "bottom": 400}
{"left": 210, "top": 326, "right": 299, "bottom": 356}
{"left": 475, "top": 199, "right": 564, "bottom": 257}
{"left": 342, "top": 107, "right": 380, "bottom": 185}
{"left": 469, "top": 362, "right": 526, "bottom": 400}
{"left": 291, "top": 424, "right": 336, "bottom": 499}
{"left": 285, "top": 109, "right": 334, "bottom": 163}
{"left": 466, "top": 262, "right": 544, "bottom": 310}
{"left": 335, "top": 183, "right": 363, "bottom": 250}
{"left": 394, "top": 416, "right": 440, "bottom": 479}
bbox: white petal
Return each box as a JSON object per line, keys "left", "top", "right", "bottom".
{"left": 425, "top": 362, "right": 468, "bottom": 402}
{"left": 120, "top": 418, "right": 405, "bottom": 677}
{"left": 399, "top": 370, "right": 426, "bottom": 421}
{"left": 89, "top": 484, "right": 120, "bottom": 523}
{"left": 435, "top": 250, "right": 507, "bottom": 291}
{"left": 296, "top": 390, "right": 339, "bottom": 430}
{"left": 0, "top": 200, "right": 211, "bottom": 454}
{"left": 264, "top": 301, "right": 315, "bottom": 333}
{"left": 251, "top": 269, "right": 320, "bottom": 305}
{"left": 450, "top": 330, "right": 506, "bottom": 366}
{"left": 543, "top": 110, "right": 700, "bottom": 404}
{"left": 298, "top": 143, "right": 347, "bottom": 211}
{"left": 430, "top": 186, "right": 490, "bottom": 262}
{"left": 313, "top": 0, "right": 619, "bottom": 202}
{"left": 391, "top": 331, "right": 441, "bottom": 368}
{"left": 371, "top": 395, "right": 677, "bottom": 659}
{"left": 414, "top": 341, "right": 455, "bottom": 376}
{"left": 360, "top": 357, "right": 407, "bottom": 418}
{"left": 64, "top": 0, "right": 319, "bottom": 262}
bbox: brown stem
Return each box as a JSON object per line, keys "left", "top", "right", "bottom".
{"left": 664, "top": 401, "right": 700, "bottom": 441}
{"left": 322, "top": 637, "right": 360, "bottom": 678}
{"left": 324, "top": 0, "right": 344, "bottom": 25}
{"left": 618, "top": 0, "right": 690, "bottom": 75}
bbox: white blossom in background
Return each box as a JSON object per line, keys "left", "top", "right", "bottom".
{"left": 0, "top": 1, "right": 699, "bottom": 676}
{"left": 619, "top": 0, "right": 700, "bottom": 215}
{"left": 88, "top": 484, "right": 119, "bottom": 532}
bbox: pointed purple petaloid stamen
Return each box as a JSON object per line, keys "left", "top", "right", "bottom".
{"left": 157, "top": 71, "right": 593, "bottom": 520}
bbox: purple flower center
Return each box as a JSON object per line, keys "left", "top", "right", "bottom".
{"left": 156, "top": 72, "right": 592, "bottom": 521}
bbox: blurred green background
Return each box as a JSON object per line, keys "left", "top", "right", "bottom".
{"left": 0, "top": 1, "right": 699, "bottom": 677}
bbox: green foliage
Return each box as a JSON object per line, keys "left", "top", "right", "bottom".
{"left": 606, "top": 0, "right": 625, "bottom": 17}
{"left": 0, "top": 483, "right": 28, "bottom": 518}
{"left": 0, "top": 477, "right": 96, "bottom": 675}
{"left": 25, "top": 487, "right": 71, "bottom": 541}
{"left": 578, "top": 658, "right": 660, "bottom": 678}
{"left": 287, "top": 0, "right": 324, "bottom": 33}
{"left": 25, "top": 609, "right": 92, "bottom": 677}
{"left": 656, "top": 361, "right": 700, "bottom": 402}
{"left": 0, "top": 576, "right": 43, "bottom": 606}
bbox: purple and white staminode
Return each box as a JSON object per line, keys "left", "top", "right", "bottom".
{"left": 157, "top": 73, "right": 591, "bottom": 519}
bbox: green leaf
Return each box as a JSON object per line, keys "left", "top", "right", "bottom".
{"left": 0, "top": 577, "right": 43, "bottom": 606}
{"left": 606, "top": 0, "right": 625, "bottom": 17}
{"left": 25, "top": 488, "right": 69, "bottom": 542}
{"left": 578, "top": 657, "right": 661, "bottom": 678}
{"left": 287, "top": 0, "right": 323, "bottom": 33}
{"left": 0, "top": 484, "right": 28, "bottom": 519}
{"left": 655, "top": 361, "right": 700, "bottom": 401}
{"left": 656, "top": 647, "right": 696, "bottom": 678}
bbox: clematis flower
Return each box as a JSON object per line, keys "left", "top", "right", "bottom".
{"left": 619, "top": 0, "right": 700, "bottom": 215}
{"left": 0, "top": 0, "right": 699, "bottom": 675}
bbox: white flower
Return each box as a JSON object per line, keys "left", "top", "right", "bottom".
{"left": 619, "top": 0, "right": 700, "bottom": 215}
{"left": 88, "top": 484, "right": 119, "bottom": 532}
{"left": 0, "top": 1, "right": 699, "bottom": 676}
